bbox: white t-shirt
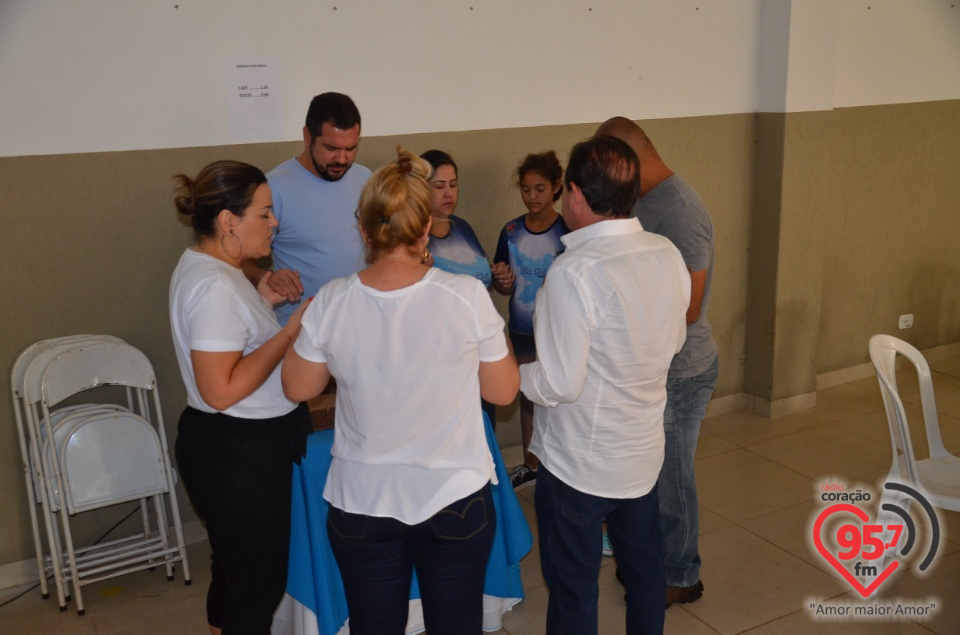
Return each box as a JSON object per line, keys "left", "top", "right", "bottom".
{"left": 169, "top": 249, "right": 296, "bottom": 419}
{"left": 294, "top": 267, "right": 508, "bottom": 525}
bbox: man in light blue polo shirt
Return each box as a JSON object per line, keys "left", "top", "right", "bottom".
{"left": 243, "top": 92, "right": 371, "bottom": 324}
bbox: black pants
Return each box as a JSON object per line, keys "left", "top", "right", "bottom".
{"left": 175, "top": 403, "right": 309, "bottom": 635}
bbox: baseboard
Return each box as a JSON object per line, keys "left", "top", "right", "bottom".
{"left": 744, "top": 391, "right": 818, "bottom": 418}
{"left": 704, "top": 392, "right": 745, "bottom": 418}
{"left": 816, "top": 340, "right": 960, "bottom": 390}
{"left": 817, "top": 361, "right": 876, "bottom": 390}
{"left": 0, "top": 520, "right": 207, "bottom": 592}
{"left": 917, "top": 340, "right": 960, "bottom": 363}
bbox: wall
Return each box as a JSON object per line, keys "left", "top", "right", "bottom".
{"left": 0, "top": 114, "right": 756, "bottom": 565}
{"left": 817, "top": 100, "right": 960, "bottom": 371}
{"left": 0, "top": 1, "right": 761, "bottom": 157}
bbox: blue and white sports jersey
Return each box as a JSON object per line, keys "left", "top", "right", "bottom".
{"left": 494, "top": 214, "right": 569, "bottom": 335}
{"left": 428, "top": 215, "right": 492, "bottom": 288}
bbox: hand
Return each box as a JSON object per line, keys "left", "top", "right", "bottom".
{"left": 258, "top": 269, "right": 304, "bottom": 305}
{"left": 281, "top": 296, "right": 311, "bottom": 342}
{"left": 491, "top": 262, "right": 515, "bottom": 293}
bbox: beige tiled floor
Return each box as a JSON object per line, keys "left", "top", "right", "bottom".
{"left": 3, "top": 357, "right": 959, "bottom": 634}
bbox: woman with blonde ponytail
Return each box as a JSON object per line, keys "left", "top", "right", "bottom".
{"left": 282, "top": 148, "right": 519, "bottom": 635}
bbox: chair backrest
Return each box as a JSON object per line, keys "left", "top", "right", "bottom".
{"left": 869, "top": 335, "right": 949, "bottom": 460}
{"left": 869, "top": 334, "right": 950, "bottom": 490}
{"left": 40, "top": 342, "right": 156, "bottom": 409}
{"left": 18, "top": 336, "right": 127, "bottom": 404}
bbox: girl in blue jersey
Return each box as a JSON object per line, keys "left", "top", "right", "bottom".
{"left": 492, "top": 151, "right": 569, "bottom": 489}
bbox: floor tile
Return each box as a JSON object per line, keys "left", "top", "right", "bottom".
{"left": 745, "top": 426, "right": 893, "bottom": 486}
{"left": 697, "top": 448, "right": 814, "bottom": 522}
{"left": 930, "top": 356, "right": 960, "bottom": 379}
{"left": 879, "top": 550, "right": 960, "bottom": 634}
{"left": 681, "top": 525, "right": 848, "bottom": 634}
{"left": 6, "top": 356, "right": 960, "bottom": 635}
{"left": 703, "top": 408, "right": 827, "bottom": 448}
{"left": 699, "top": 505, "right": 735, "bottom": 536}
{"left": 695, "top": 430, "right": 738, "bottom": 459}
{"left": 94, "top": 592, "right": 207, "bottom": 635}
{"left": 808, "top": 384, "right": 886, "bottom": 424}
{"left": 739, "top": 500, "right": 832, "bottom": 574}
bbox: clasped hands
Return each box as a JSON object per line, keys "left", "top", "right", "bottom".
{"left": 257, "top": 268, "right": 305, "bottom": 306}
{"left": 491, "top": 262, "right": 515, "bottom": 292}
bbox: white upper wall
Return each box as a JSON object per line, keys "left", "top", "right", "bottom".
{"left": 833, "top": 0, "right": 960, "bottom": 108}
{"left": 1, "top": 0, "right": 958, "bottom": 157}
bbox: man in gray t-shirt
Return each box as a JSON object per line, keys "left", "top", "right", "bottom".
{"left": 597, "top": 117, "right": 719, "bottom": 607}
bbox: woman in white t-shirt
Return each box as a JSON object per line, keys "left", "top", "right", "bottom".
{"left": 282, "top": 148, "right": 519, "bottom": 635}
{"left": 169, "top": 160, "right": 311, "bottom": 635}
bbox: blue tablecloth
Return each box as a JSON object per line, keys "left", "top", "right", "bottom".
{"left": 278, "top": 417, "right": 533, "bottom": 635}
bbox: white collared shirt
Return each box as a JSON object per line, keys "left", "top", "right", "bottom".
{"left": 520, "top": 217, "right": 690, "bottom": 498}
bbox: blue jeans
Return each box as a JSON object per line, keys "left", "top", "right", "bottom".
{"left": 536, "top": 466, "right": 665, "bottom": 635}
{"left": 658, "top": 354, "right": 719, "bottom": 587}
{"left": 326, "top": 483, "right": 495, "bottom": 635}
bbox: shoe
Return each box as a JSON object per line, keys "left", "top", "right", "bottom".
{"left": 602, "top": 531, "right": 614, "bottom": 557}
{"left": 665, "top": 580, "right": 704, "bottom": 608}
{"left": 509, "top": 464, "right": 538, "bottom": 490}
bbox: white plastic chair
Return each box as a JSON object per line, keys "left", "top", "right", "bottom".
{"left": 868, "top": 335, "right": 960, "bottom": 595}
{"left": 869, "top": 334, "right": 960, "bottom": 511}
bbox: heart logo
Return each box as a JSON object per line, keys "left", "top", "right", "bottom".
{"left": 813, "top": 503, "right": 899, "bottom": 597}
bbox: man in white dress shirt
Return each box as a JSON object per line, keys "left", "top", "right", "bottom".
{"left": 520, "top": 135, "right": 690, "bottom": 635}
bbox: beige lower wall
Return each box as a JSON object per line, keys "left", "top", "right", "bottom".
{"left": 816, "top": 101, "right": 960, "bottom": 371}
{"left": 743, "top": 100, "right": 960, "bottom": 412}
{"left": 1, "top": 101, "right": 956, "bottom": 567}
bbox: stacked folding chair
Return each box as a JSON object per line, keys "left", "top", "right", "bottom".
{"left": 11, "top": 335, "right": 191, "bottom": 615}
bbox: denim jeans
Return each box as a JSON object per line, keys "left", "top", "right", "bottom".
{"left": 536, "top": 466, "right": 665, "bottom": 635}
{"left": 326, "top": 483, "right": 495, "bottom": 635}
{"left": 658, "top": 354, "right": 719, "bottom": 587}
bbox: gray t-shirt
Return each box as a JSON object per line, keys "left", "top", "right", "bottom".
{"left": 633, "top": 174, "right": 718, "bottom": 377}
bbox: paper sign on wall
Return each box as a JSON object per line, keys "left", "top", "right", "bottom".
{"left": 223, "top": 58, "right": 284, "bottom": 142}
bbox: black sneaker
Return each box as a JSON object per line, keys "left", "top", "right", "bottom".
{"left": 509, "top": 464, "right": 538, "bottom": 490}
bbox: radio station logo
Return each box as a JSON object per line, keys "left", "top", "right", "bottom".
{"left": 806, "top": 478, "right": 943, "bottom": 620}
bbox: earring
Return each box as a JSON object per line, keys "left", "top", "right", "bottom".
{"left": 222, "top": 230, "right": 243, "bottom": 259}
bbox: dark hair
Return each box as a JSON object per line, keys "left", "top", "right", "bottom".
{"left": 305, "top": 92, "right": 361, "bottom": 139}
{"left": 564, "top": 136, "right": 639, "bottom": 218}
{"left": 173, "top": 160, "right": 267, "bottom": 241}
{"left": 419, "top": 149, "right": 458, "bottom": 177}
{"left": 517, "top": 151, "right": 564, "bottom": 201}
{"left": 358, "top": 147, "right": 432, "bottom": 264}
